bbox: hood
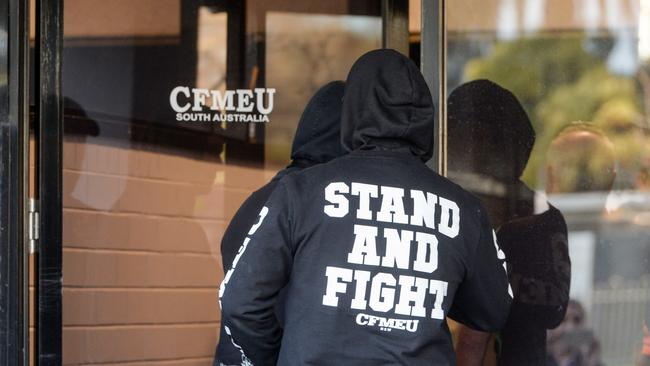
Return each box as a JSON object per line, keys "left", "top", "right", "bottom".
{"left": 341, "top": 49, "right": 435, "bottom": 161}
{"left": 447, "top": 79, "right": 535, "bottom": 182}
{"left": 290, "top": 81, "right": 346, "bottom": 164}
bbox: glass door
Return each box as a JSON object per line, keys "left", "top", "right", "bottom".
{"left": 438, "top": 1, "right": 650, "bottom": 365}
{"left": 57, "top": 1, "right": 389, "bottom": 364}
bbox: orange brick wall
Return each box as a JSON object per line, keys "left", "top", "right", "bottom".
{"left": 62, "top": 136, "right": 273, "bottom": 365}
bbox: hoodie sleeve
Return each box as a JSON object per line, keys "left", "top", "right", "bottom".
{"left": 448, "top": 207, "right": 513, "bottom": 332}
{"left": 219, "top": 180, "right": 295, "bottom": 366}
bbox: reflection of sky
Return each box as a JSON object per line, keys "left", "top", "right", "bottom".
{"left": 577, "top": 0, "right": 601, "bottom": 34}
{"left": 523, "top": 0, "right": 546, "bottom": 34}
{"left": 500, "top": 0, "right": 554, "bottom": 37}
{"left": 497, "top": 0, "right": 518, "bottom": 40}
{"left": 607, "top": 30, "right": 637, "bottom": 75}
{"left": 640, "top": 0, "right": 650, "bottom": 61}
{"left": 606, "top": 0, "right": 638, "bottom": 75}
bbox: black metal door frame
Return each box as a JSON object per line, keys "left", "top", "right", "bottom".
{"left": 1, "top": 1, "right": 64, "bottom": 365}
{"left": 1, "top": 0, "right": 29, "bottom": 364}
{"left": 34, "top": 0, "right": 63, "bottom": 364}
{"left": 421, "top": 0, "right": 446, "bottom": 175}
{"left": 383, "top": 0, "right": 446, "bottom": 174}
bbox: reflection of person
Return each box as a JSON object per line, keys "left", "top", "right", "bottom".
{"left": 448, "top": 79, "right": 570, "bottom": 366}
{"left": 544, "top": 124, "right": 615, "bottom": 366}
{"left": 546, "top": 299, "right": 603, "bottom": 366}
{"left": 64, "top": 97, "right": 100, "bottom": 137}
{"left": 219, "top": 49, "right": 512, "bottom": 365}
{"left": 545, "top": 124, "right": 616, "bottom": 195}
{"left": 214, "top": 81, "right": 346, "bottom": 366}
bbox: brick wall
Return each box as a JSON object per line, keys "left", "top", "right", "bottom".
{"left": 62, "top": 136, "right": 273, "bottom": 365}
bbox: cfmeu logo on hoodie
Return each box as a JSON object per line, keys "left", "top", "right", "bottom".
{"left": 321, "top": 182, "right": 459, "bottom": 333}
{"left": 169, "top": 86, "right": 275, "bottom": 123}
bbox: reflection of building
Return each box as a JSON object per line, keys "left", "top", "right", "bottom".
{"left": 1, "top": 0, "right": 649, "bottom": 365}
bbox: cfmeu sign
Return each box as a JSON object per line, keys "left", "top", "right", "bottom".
{"left": 170, "top": 86, "right": 275, "bottom": 123}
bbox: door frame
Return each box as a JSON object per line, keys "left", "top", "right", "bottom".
{"left": 384, "top": 0, "right": 447, "bottom": 174}
{"left": 0, "top": 0, "right": 29, "bottom": 364}
{"left": 34, "top": 0, "right": 64, "bottom": 364}
{"left": 18, "top": 0, "right": 446, "bottom": 364}
{"left": 420, "top": 0, "right": 446, "bottom": 175}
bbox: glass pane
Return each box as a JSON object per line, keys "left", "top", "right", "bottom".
{"left": 265, "top": 12, "right": 381, "bottom": 168}
{"left": 444, "top": 1, "right": 649, "bottom": 365}
{"left": 61, "top": 1, "right": 380, "bottom": 364}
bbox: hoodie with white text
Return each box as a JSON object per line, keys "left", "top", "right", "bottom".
{"left": 220, "top": 49, "right": 512, "bottom": 366}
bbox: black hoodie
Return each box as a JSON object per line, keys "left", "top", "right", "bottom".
{"left": 220, "top": 81, "right": 346, "bottom": 272}
{"left": 215, "top": 81, "right": 345, "bottom": 365}
{"left": 220, "top": 49, "right": 512, "bottom": 365}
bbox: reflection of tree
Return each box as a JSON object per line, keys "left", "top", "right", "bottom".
{"left": 640, "top": 60, "right": 650, "bottom": 133}
{"left": 464, "top": 36, "right": 650, "bottom": 190}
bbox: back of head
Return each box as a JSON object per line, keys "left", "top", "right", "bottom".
{"left": 546, "top": 123, "right": 616, "bottom": 193}
{"left": 340, "top": 49, "right": 434, "bottom": 162}
{"left": 448, "top": 79, "right": 535, "bottom": 183}
{"left": 291, "top": 81, "right": 346, "bottom": 164}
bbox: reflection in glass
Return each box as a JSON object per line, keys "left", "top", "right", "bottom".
{"left": 61, "top": 1, "right": 381, "bottom": 364}
{"left": 62, "top": 2, "right": 246, "bottom": 365}
{"left": 265, "top": 12, "right": 380, "bottom": 168}
{"left": 197, "top": 8, "right": 227, "bottom": 92}
{"left": 448, "top": 80, "right": 570, "bottom": 365}
{"left": 445, "top": 1, "right": 649, "bottom": 365}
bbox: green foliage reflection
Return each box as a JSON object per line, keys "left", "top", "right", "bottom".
{"left": 460, "top": 36, "right": 649, "bottom": 190}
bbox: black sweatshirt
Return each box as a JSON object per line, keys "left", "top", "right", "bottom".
{"left": 497, "top": 205, "right": 569, "bottom": 365}
{"left": 215, "top": 81, "right": 345, "bottom": 365}
{"left": 220, "top": 49, "right": 512, "bottom": 365}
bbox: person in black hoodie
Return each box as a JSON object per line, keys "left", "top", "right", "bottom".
{"left": 447, "top": 80, "right": 571, "bottom": 366}
{"left": 215, "top": 81, "right": 346, "bottom": 366}
{"left": 220, "top": 49, "right": 512, "bottom": 365}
